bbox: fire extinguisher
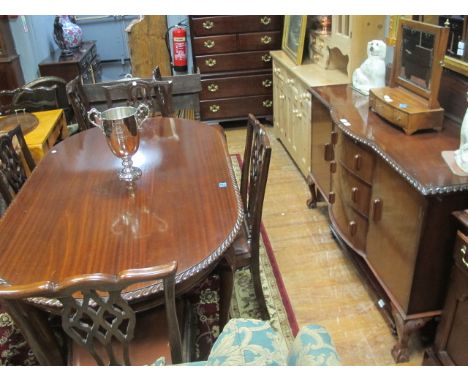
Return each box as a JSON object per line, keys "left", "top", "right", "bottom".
{"left": 172, "top": 26, "right": 188, "bottom": 72}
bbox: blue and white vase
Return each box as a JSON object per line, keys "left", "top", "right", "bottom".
{"left": 54, "top": 16, "right": 83, "bottom": 54}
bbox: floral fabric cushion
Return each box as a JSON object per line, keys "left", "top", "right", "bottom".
{"left": 287, "top": 324, "right": 340, "bottom": 366}
{"left": 205, "top": 318, "right": 289, "bottom": 366}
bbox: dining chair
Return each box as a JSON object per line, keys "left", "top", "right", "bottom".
{"left": 101, "top": 77, "right": 174, "bottom": 118}
{"left": 218, "top": 114, "right": 272, "bottom": 327}
{"left": 22, "top": 76, "right": 72, "bottom": 123}
{"left": 66, "top": 76, "right": 92, "bottom": 132}
{"left": 0, "top": 125, "right": 36, "bottom": 207}
{"left": 0, "top": 85, "right": 59, "bottom": 116}
{"left": 0, "top": 261, "right": 185, "bottom": 366}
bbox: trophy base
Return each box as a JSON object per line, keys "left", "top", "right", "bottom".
{"left": 118, "top": 166, "right": 142, "bottom": 182}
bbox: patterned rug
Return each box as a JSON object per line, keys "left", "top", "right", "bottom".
{"left": 0, "top": 154, "right": 297, "bottom": 365}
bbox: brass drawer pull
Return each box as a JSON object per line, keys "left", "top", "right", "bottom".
{"left": 205, "top": 58, "right": 217, "bottom": 67}
{"left": 203, "top": 20, "right": 214, "bottom": 29}
{"left": 204, "top": 39, "right": 215, "bottom": 48}
{"left": 328, "top": 191, "right": 335, "bottom": 204}
{"left": 324, "top": 143, "right": 334, "bottom": 162}
{"left": 262, "top": 79, "right": 272, "bottom": 88}
{"left": 461, "top": 244, "right": 468, "bottom": 269}
{"left": 279, "top": 94, "right": 285, "bottom": 100}
{"left": 260, "top": 16, "right": 271, "bottom": 25}
{"left": 209, "top": 104, "right": 220, "bottom": 113}
{"left": 261, "top": 35, "right": 272, "bottom": 44}
{"left": 353, "top": 154, "right": 362, "bottom": 171}
{"left": 330, "top": 131, "right": 338, "bottom": 145}
{"left": 351, "top": 187, "right": 359, "bottom": 203}
{"left": 330, "top": 161, "right": 337, "bottom": 174}
{"left": 263, "top": 100, "right": 273, "bottom": 108}
{"left": 372, "top": 198, "right": 383, "bottom": 222}
{"left": 262, "top": 54, "right": 272, "bottom": 63}
{"left": 207, "top": 83, "right": 219, "bottom": 92}
{"left": 349, "top": 221, "right": 357, "bottom": 236}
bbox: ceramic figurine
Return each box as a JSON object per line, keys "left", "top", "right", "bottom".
{"left": 454, "top": 92, "right": 468, "bottom": 173}
{"left": 352, "top": 40, "right": 387, "bottom": 96}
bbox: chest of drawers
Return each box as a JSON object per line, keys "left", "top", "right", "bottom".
{"left": 38, "top": 41, "right": 101, "bottom": 84}
{"left": 189, "top": 16, "right": 283, "bottom": 122}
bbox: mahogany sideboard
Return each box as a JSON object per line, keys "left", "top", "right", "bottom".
{"left": 189, "top": 15, "right": 283, "bottom": 122}
{"left": 307, "top": 84, "right": 468, "bottom": 363}
{"left": 38, "top": 41, "right": 101, "bottom": 84}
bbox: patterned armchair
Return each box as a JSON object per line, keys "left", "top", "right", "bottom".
{"left": 158, "top": 318, "right": 340, "bottom": 366}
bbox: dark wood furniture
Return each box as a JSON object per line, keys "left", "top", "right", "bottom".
{"left": 307, "top": 84, "right": 468, "bottom": 363}
{"left": 0, "top": 85, "right": 59, "bottom": 114}
{"left": 189, "top": 15, "right": 283, "bottom": 122}
{"left": 423, "top": 210, "right": 468, "bottom": 366}
{"left": 0, "top": 261, "right": 184, "bottom": 366}
{"left": 38, "top": 41, "right": 101, "bottom": 84}
{"left": 0, "top": 117, "right": 243, "bottom": 364}
{"left": 0, "top": 125, "right": 36, "bottom": 207}
{"left": 0, "top": 17, "right": 24, "bottom": 90}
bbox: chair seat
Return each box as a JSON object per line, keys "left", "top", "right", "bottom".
{"left": 69, "top": 301, "right": 185, "bottom": 366}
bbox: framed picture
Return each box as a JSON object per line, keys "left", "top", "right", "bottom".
{"left": 282, "top": 16, "right": 308, "bottom": 65}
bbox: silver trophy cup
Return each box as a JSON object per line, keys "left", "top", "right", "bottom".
{"left": 88, "top": 104, "right": 149, "bottom": 182}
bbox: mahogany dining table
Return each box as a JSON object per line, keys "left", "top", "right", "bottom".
{"left": 0, "top": 117, "right": 243, "bottom": 364}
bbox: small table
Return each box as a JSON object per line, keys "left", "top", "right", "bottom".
{"left": 0, "top": 117, "right": 243, "bottom": 364}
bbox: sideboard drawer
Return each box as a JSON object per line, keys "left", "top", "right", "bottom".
{"left": 191, "top": 16, "right": 283, "bottom": 36}
{"left": 339, "top": 134, "right": 375, "bottom": 184}
{"left": 238, "top": 31, "right": 282, "bottom": 51}
{"left": 200, "top": 74, "right": 273, "bottom": 100}
{"left": 195, "top": 51, "right": 273, "bottom": 73}
{"left": 339, "top": 166, "right": 372, "bottom": 217}
{"left": 200, "top": 95, "right": 273, "bottom": 120}
{"left": 192, "top": 35, "right": 237, "bottom": 55}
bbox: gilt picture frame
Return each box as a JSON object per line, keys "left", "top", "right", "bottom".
{"left": 282, "top": 16, "right": 308, "bottom": 65}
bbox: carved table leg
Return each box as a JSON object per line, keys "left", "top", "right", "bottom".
{"left": 306, "top": 174, "right": 318, "bottom": 209}
{"left": 391, "top": 305, "right": 431, "bottom": 363}
{"left": 217, "top": 248, "right": 236, "bottom": 332}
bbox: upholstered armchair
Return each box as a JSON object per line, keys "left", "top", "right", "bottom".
{"left": 160, "top": 318, "right": 340, "bottom": 366}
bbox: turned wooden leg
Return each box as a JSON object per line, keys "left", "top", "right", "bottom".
{"left": 391, "top": 306, "right": 431, "bottom": 363}
{"left": 3, "top": 300, "right": 65, "bottom": 365}
{"left": 250, "top": 247, "right": 270, "bottom": 321}
{"left": 306, "top": 174, "right": 318, "bottom": 209}
{"left": 217, "top": 248, "right": 236, "bottom": 332}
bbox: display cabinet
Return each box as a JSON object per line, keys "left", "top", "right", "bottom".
{"left": 0, "top": 17, "right": 24, "bottom": 90}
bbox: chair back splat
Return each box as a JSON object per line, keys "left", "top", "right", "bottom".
{"left": 0, "top": 85, "right": 59, "bottom": 115}
{"left": 66, "top": 76, "right": 92, "bottom": 132}
{"left": 0, "top": 125, "right": 36, "bottom": 207}
{"left": 0, "top": 261, "right": 183, "bottom": 366}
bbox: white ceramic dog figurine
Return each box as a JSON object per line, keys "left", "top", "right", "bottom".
{"left": 454, "top": 92, "right": 468, "bottom": 172}
{"left": 352, "top": 40, "right": 387, "bottom": 95}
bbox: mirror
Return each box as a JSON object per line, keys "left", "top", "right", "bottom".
{"left": 390, "top": 19, "right": 449, "bottom": 109}
{"left": 399, "top": 26, "right": 435, "bottom": 90}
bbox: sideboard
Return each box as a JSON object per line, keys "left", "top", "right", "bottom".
{"left": 307, "top": 84, "right": 468, "bottom": 363}
{"left": 38, "top": 41, "right": 101, "bottom": 84}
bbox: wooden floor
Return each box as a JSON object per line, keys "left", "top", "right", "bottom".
{"left": 224, "top": 123, "right": 425, "bottom": 366}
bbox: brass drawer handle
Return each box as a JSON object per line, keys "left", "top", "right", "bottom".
{"left": 204, "top": 40, "right": 215, "bottom": 48}
{"left": 203, "top": 20, "right": 214, "bottom": 30}
{"left": 209, "top": 104, "right": 220, "bottom": 113}
{"left": 262, "top": 54, "right": 272, "bottom": 63}
{"left": 351, "top": 187, "right": 359, "bottom": 203}
{"left": 461, "top": 244, "right": 468, "bottom": 269}
{"left": 353, "top": 154, "right": 362, "bottom": 171}
{"left": 205, "top": 58, "right": 217, "bottom": 67}
{"left": 328, "top": 191, "right": 335, "bottom": 204}
{"left": 372, "top": 198, "right": 383, "bottom": 222}
{"left": 349, "top": 221, "right": 357, "bottom": 236}
{"left": 262, "top": 79, "right": 272, "bottom": 88}
{"left": 207, "top": 83, "right": 219, "bottom": 92}
{"left": 261, "top": 35, "right": 272, "bottom": 44}
{"left": 260, "top": 16, "right": 271, "bottom": 25}
{"left": 263, "top": 100, "right": 273, "bottom": 108}
{"left": 279, "top": 94, "right": 285, "bottom": 100}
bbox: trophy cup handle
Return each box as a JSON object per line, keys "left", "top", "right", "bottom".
{"left": 87, "top": 108, "right": 103, "bottom": 130}
{"left": 135, "top": 103, "right": 150, "bottom": 129}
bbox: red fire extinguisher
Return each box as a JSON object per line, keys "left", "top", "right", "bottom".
{"left": 172, "top": 26, "right": 188, "bottom": 72}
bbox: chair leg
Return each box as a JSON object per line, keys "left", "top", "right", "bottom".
{"left": 250, "top": 251, "right": 270, "bottom": 321}
{"left": 217, "top": 248, "right": 236, "bottom": 332}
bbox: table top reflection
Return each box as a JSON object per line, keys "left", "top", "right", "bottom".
{"left": 0, "top": 117, "right": 243, "bottom": 310}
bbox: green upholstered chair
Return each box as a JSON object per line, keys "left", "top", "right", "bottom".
{"left": 159, "top": 318, "right": 340, "bottom": 366}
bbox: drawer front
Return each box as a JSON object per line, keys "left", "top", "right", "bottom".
{"left": 237, "top": 31, "right": 282, "bottom": 51}
{"left": 191, "top": 16, "right": 283, "bottom": 36}
{"left": 200, "top": 74, "right": 273, "bottom": 100}
{"left": 339, "top": 165, "right": 372, "bottom": 217}
{"left": 196, "top": 51, "right": 272, "bottom": 73}
{"left": 200, "top": 95, "right": 273, "bottom": 120}
{"left": 370, "top": 96, "right": 408, "bottom": 129}
{"left": 454, "top": 231, "right": 468, "bottom": 277}
{"left": 192, "top": 35, "right": 237, "bottom": 54}
{"left": 338, "top": 133, "right": 375, "bottom": 184}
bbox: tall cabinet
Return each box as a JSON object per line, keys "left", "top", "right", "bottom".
{"left": 189, "top": 15, "right": 283, "bottom": 122}
{"left": 272, "top": 16, "right": 385, "bottom": 178}
{"left": 0, "top": 17, "right": 24, "bottom": 90}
